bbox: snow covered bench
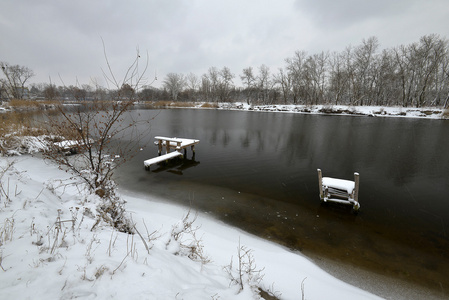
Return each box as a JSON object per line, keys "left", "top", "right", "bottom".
{"left": 144, "top": 151, "right": 183, "bottom": 170}
{"left": 317, "top": 169, "right": 360, "bottom": 212}
{"left": 53, "top": 139, "right": 92, "bottom": 155}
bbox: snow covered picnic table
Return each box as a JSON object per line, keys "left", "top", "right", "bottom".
{"left": 53, "top": 140, "right": 81, "bottom": 150}
{"left": 144, "top": 136, "right": 200, "bottom": 170}
{"left": 53, "top": 139, "right": 93, "bottom": 154}
{"left": 153, "top": 136, "right": 200, "bottom": 152}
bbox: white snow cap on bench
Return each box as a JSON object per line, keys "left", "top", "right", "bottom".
{"left": 322, "top": 177, "right": 356, "bottom": 194}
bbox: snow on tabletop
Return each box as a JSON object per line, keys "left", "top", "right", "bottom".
{"left": 155, "top": 137, "right": 200, "bottom": 148}
{"left": 322, "top": 177, "right": 355, "bottom": 194}
{"left": 0, "top": 156, "right": 381, "bottom": 300}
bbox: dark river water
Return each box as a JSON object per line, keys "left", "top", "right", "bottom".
{"left": 114, "top": 108, "right": 449, "bottom": 295}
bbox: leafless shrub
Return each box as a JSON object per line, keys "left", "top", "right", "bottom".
{"left": 85, "top": 235, "right": 100, "bottom": 264}
{"left": 260, "top": 283, "right": 282, "bottom": 300}
{"left": 0, "top": 217, "right": 15, "bottom": 246}
{"left": 224, "top": 239, "right": 265, "bottom": 293}
{"left": 94, "top": 265, "right": 108, "bottom": 279}
{"left": 0, "top": 161, "right": 15, "bottom": 205}
{"left": 43, "top": 44, "right": 155, "bottom": 233}
{"left": 167, "top": 210, "right": 210, "bottom": 264}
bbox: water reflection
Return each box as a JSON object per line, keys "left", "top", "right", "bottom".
{"left": 150, "top": 156, "right": 200, "bottom": 175}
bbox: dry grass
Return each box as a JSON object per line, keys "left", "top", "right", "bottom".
{"left": 150, "top": 101, "right": 173, "bottom": 108}
{"left": 147, "top": 101, "right": 196, "bottom": 108}
{"left": 7, "top": 99, "right": 40, "bottom": 108}
{"left": 170, "top": 102, "right": 195, "bottom": 108}
{"left": 0, "top": 111, "right": 45, "bottom": 137}
{"left": 200, "top": 102, "right": 219, "bottom": 108}
{"left": 6, "top": 99, "right": 59, "bottom": 109}
{"left": 0, "top": 110, "right": 49, "bottom": 155}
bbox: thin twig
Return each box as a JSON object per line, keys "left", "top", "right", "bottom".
{"left": 133, "top": 225, "right": 150, "bottom": 254}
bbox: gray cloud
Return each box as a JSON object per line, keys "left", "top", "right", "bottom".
{"left": 1, "top": 0, "right": 448, "bottom": 88}
{"left": 295, "top": 0, "right": 416, "bottom": 28}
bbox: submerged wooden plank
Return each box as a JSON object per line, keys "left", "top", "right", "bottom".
{"left": 144, "top": 151, "right": 183, "bottom": 168}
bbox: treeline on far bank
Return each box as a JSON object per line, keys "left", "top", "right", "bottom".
{"left": 2, "top": 34, "right": 449, "bottom": 109}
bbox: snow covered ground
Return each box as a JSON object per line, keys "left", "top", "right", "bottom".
{"left": 0, "top": 155, "right": 383, "bottom": 299}
{"left": 1, "top": 103, "right": 445, "bottom": 299}
{"left": 211, "top": 102, "right": 447, "bottom": 119}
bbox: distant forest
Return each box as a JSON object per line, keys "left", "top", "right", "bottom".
{"left": 2, "top": 34, "right": 448, "bottom": 108}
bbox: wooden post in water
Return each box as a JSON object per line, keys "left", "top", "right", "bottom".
{"left": 317, "top": 169, "right": 323, "bottom": 200}
{"left": 353, "top": 172, "right": 360, "bottom": 205}
{"left": 165, "top": 140, "right": 170, "bottom": 154}
{"left": 158, "top": 140, "right": 162, "bottom": 156}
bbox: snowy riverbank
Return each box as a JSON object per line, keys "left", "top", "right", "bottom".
{"left": 214, "top": 102, "right": 448, "bottom": 119}
{"left": 0, "top": 155, "right": 383, "bottom": 299}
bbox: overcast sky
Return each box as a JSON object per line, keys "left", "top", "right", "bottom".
{"left": 1, "top": 0, "right": 448, "bottom": 88}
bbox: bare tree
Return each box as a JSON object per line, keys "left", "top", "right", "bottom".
{"left": 43, "top": 83, "right": 59, "bottom": 100}
{"left": 372, "top": 49, "right": 399, "bottom": 106}
{"left": 254, "top": 64, "right": 276, "bottom": 104}
{"left": 328, "top": 51, "right": 349, "bottom": 105}
{"left": 240, "top": 67, "right": 256, "bottom": 105}
{"left": 305, "top": 51, "right": 329, "bottom": 105}
{"left": 185, "top": 72, "right": 200, "bottom": 101}
{"left": 163, "top": 73, "right": 185, "bottom": 101}
{"left": 347, "top": 37, "right": 380, "bottom": 106}
{"left": 286, "top": 50, "right": 308, "bottom": 104}
{"left": 218, "top": 66, "right": 235, "bottom": 102}
{"left": 186, "top": 72, "right": 199, "bottom": 92}
{"left": 207, "top": 67, "right": 220, "bottom": 102}
{"left": 68, "top": 85, "right": 87, "bottom": 101}
{"left": 199, "top": 74, "right": 212, "bottom": 101}
{"left": 44, "top": 48, "right": 152, "bottom": 233}
{"left": 413, "top": 34, "right": 447, "bottom": 107}
{"left": 444, "top": 56, "right": 449, "bottom": 109}
{"left": 0, "top": 62, "right": 35, "bottom": 99}
{"left": 274, "top": 67, "right": 292, "bottom": 104}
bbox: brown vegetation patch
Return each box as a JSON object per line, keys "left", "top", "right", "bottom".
{"left": 170, "top": 102, "right": 195, "bottom": 108}
{"left": 0, "top": 110, "right": 49, "bottom": 155}
{"left": 200, "top": 102, "right": 219, "bottom": 108}
{"left": 7, "top": 99, "right": 40, "bottom": 108}
{"left": 6, "top": 99, "right": 58, "bottom": 110}
{"left": 0, "top": 111, "right": 44, "bottom": 136}
{"left": 421, "top": 110, "right": 441, "bottom": 115}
